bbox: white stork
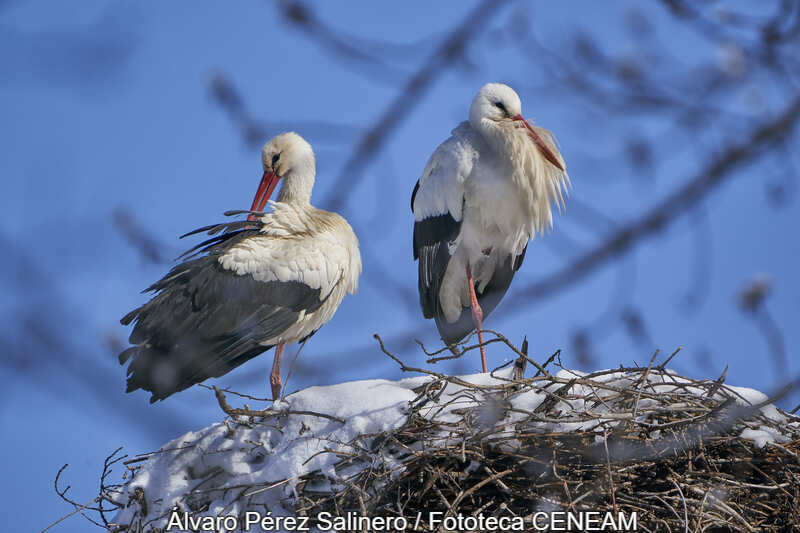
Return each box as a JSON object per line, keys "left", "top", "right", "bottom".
{"left": 411, "top": 83, "right": 568, "bottom": 371}
{"left": 119, "top": 132, "right": 361, "bottom": 402}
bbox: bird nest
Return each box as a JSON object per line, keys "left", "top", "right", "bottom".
{"left": 289, "top": 336, "right": 800, "bottom": 532}
{"left": 83, "top": 332, "right": 799, "bottom": 532}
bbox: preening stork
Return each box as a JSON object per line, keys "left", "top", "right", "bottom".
{"left": 411, "top": 83, "right": 569, "bottom": 372}
{"left": 119, "top": 132, "right": 361, "bottom": 402}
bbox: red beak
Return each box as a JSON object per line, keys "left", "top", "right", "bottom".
{"left": 247, "top": 171, "right": 279, "bottom": 222}
{"left": 513, "top": 114, "right": 565, "bottom": 172}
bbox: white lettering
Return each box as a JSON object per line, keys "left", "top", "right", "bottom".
{"left": 618, "top": 511, "right": 638, "bottom": 530}
{"left": 184, "top": 510, "right": 640, "bottom": 533}
{"left": 316, "top": 512, "right": 333, "bottom": 531}
{"left": 531, "top": 511, "right": 549, "bottom": 531}
{"left": 601, "top": 512, "right": 616, "bottom": 529}
{"left": 261, "top": 513, "right": 275, "bottom": 531}
{"left": 244, "top": 511, "right": 260, "bottom": 529}
{"left": 166, "top": 510, "right": 185, "bottom": 530}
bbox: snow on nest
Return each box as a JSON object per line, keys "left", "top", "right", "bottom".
{"left": 111, "top": 367, "right": 799, "bottom": 531}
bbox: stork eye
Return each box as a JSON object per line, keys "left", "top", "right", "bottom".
{"left": 494, "top": 101, "right": 508, "bottom": 114}
{"left": 272, "top": 153, "right": 280, "bottom": 165}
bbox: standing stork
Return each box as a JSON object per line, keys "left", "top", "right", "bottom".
{"left": 411, "top": 83, "right": 568, "bottom": 372}
{"left": 119, "top": 132, "right": 361, "bottom": 402}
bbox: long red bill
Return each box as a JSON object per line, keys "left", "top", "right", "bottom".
{"left": 513, "top": 114, "right": 565, "bottom": 172}
{"left": 247, "top": 171, "right": 279, "bottom": 222}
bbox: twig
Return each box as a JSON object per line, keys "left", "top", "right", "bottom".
{"left": 212, "top": 386, "right": 345, "bottom": 424}
{"left": 281, "top": 337, "right": 309, "bottom": 401}
{"left": 39, "top": 496, "right": 101, "bottom": 533}
{"left": 603, "top": 430, "right": 618, "bottom": 515}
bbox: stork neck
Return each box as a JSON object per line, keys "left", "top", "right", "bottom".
{"left": 475, "top": 118, "right": 513, "bottom": 154}
{"left": 276, "top": 170, "right": 314, "bottom": 205}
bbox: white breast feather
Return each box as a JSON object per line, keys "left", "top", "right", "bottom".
{"left": 506, "top": 122, "right": 569, "bottom": 237}
{"left": 218, "top": 201, "right": 361, "bottom": 297}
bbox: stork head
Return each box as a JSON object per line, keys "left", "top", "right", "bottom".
{"left": 469, "top": 83, "right": 565, "bottom": 172}
{"left": 469, "top": 82, "right": 522, "bottom": 125}
{"left": 250, "top": 132, "right": 316, "bottom": 215}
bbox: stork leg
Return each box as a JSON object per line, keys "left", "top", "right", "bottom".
{"left": 466, "top": 264, "right": 487, "bottom": 373}
{"left": 270, "top": 342, "right": 285, "bottom": 401}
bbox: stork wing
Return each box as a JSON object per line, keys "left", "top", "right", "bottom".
{"left": 411, "top": 123, "right": 477, "bottom": 224}
{"left": 411, "top": 123, "right": 478, "bottom": 319}
{"left": 119, "top": 221, "right": 348, "bottom": 402}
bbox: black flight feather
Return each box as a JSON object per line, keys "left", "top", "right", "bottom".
{"left": 119, "top": 216, "right": 326, "bottom": 402}
{"left": 413, "top": 213, "right": 462, "bottom": 318}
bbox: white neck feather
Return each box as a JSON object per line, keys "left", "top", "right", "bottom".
{"left": 478, "top": 119, "right": 570, "bottom": 235}
{"left": 275, "top": 143, "right": 316, "bottom": 206}
{"left": 277, "top": 168, "right": 315, "bottom": 205}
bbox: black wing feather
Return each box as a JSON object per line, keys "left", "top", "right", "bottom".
{"left": 413, "top": 212, "right": 462, "bottom": 318}
{"left": 513, "top": 243, "right": 527, "bottom": 272}
{"left": 119, "top": 220, "right": 324, "bottom": 402}
{"left": 410, "top": 179, "right": 421, "bottom": 212}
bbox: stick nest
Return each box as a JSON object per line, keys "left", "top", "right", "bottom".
{"left": 294, "top": 335, "right": 800, "bottom": 532}
{"left": 92, "top": 333, "right": 799, "bottom": 532}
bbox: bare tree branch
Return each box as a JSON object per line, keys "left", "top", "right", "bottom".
{"left": 325, "top": 0, "right": 509, "bottom": 214}
{"left": 112, "top": 207, "right": 170, "bottom": 265}
{"left": 277, "top": 1, "right": 409, "bottom": 83}
{"left": 209, "top": 72, "right": 361, "bottom": 149}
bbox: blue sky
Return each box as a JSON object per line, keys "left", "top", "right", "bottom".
{"left": 2, "top": 2, "right": 798, "bottom": 531}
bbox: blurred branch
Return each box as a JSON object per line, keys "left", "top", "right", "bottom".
{"left": 681, "top": 205, "right": 712, "bottom": 312}
{"left": 209, "top": 73, "right": 360, "bottom": 149}
{"left": 749, "top": 308, "right": 786, "bottom": 378}
{"left": 764, "top": 136, "right": 798, "bottom": 208}
{"left": 360, "top": 257, "right": 419, "bottom": 316}
{"left": 0, "top": 234, "right": 189, "bottom": 438}
{"left": 739, "top": 275, "right": 788, "bottom": 380}
{"left": 0, "top": 4, "right": 137, "bottom": 91}
{"left": 112, "top": 206, "right": 169, "bottom": 265}
{"left": 278, "top": 1, "right": 409, "bottom": 83}
{"left": 325, "top": 0, "right": 509, "bottom": 214}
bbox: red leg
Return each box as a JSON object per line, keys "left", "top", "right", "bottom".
{"left": 270, "top": 343, "right": 285, "bottom": 401}
{"left": 466, "top": 264, "right": 487, "bottom": 372}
